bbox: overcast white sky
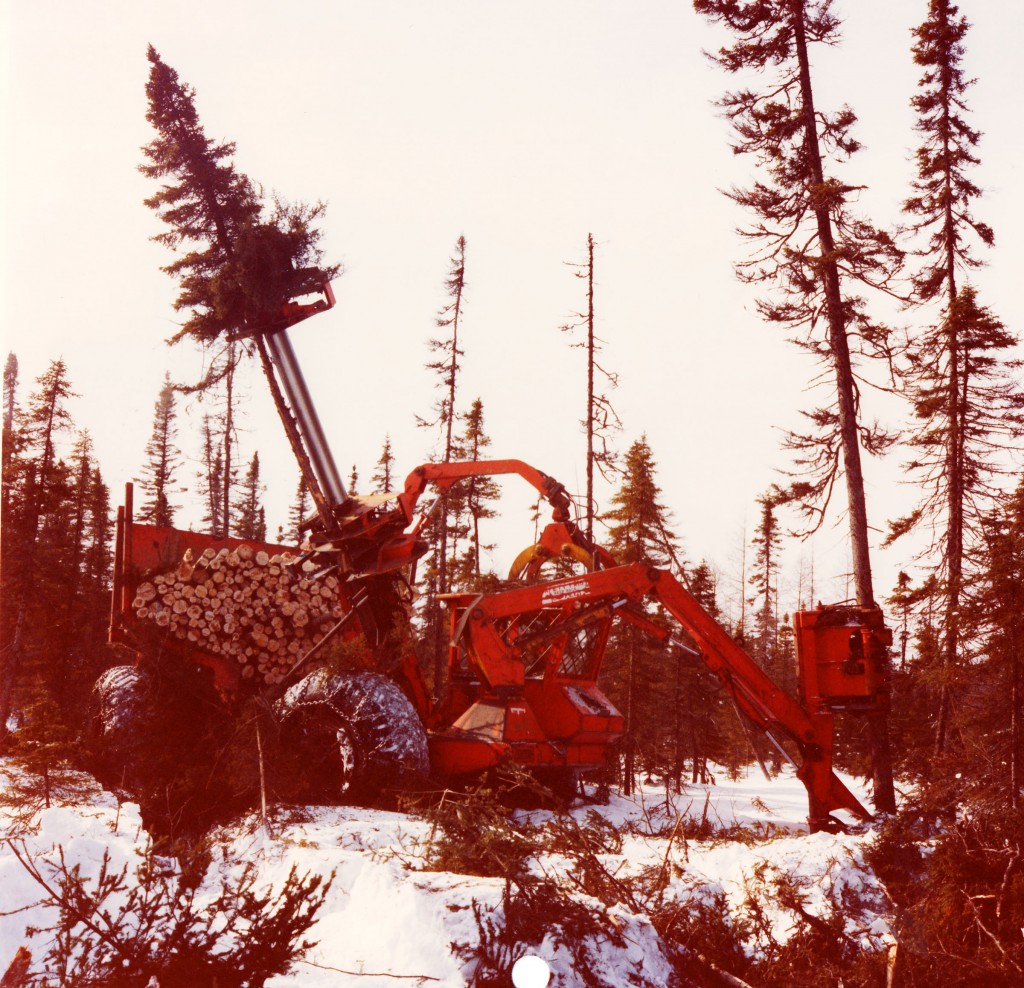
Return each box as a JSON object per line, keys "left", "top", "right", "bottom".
{"left": 2, "top": 0, "right": 1022, "bottom": 618}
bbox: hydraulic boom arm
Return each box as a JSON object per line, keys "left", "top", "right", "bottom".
{"left": 455, "top": 561, "right": 875, "bottom": 830}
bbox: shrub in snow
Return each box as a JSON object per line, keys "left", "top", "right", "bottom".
{"left": 8, "top": 839, "right": 333, "bottom": 988}
{"left": 866, "top": 805, "right": 1024, "bottom": 986}
{"left": 420, "top": 774, "right": 541, "bottom": 879}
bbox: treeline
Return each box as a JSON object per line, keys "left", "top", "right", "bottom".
{"left": 0, "top": 356, "right": 112, "bottom": 748}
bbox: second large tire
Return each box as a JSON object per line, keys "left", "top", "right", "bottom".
{"left": 276, "top": 670, "right": 429, "bottom": 801}
{"left": 85, "top": 664, "right": 155, "bottom": 792}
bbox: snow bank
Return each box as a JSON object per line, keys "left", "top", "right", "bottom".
{"left": 0, "top": 760, "right": 893, "bottom": 986}
{"left": 0, "top": 764, "right": 156, "bottom": 980}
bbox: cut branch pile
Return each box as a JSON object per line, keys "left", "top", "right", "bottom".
{"left": 131, "top": 544, "right": 345, "bottom": 686}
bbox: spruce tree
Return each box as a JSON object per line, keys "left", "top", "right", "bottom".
{"left": 137, "top": 373, "right": 181, "bottom": 528}
{"left": 371, "top": 435, "right": 396, "bottom": 494}
{"left": 975, "top": 480, "right": 1024, "bottom": 808}
{"left": 452, "top": 398, "right": 500, "bottom": 586}
{"left": 603, "top": 437, "right": 680, "bottom": 792}
{"left": 604, "top": 438, "right": 676, "bottom": 569}
{"left": 233, "top": 452, "right": 266, "bottom": 541}
{"left": 142, "top": 46, "right": 257, "bottom": 345}
{"left": 0, "top": 361, "right": 78, "bottom": 746}
{"left": 694, "top": 0, "right": 902, "bottom": 813}
{"left": 2, "top": 353, "right": 17, "bottom": 460}
{"left": 887, "top": 0, "right": 1021, "bottom": 758}
{"left": 424, "top": 236, "right": 467, "bottom": 465}
{"left": 286, "top": 475, "right": 310, "bottom": 543}
{"left": 68, "top": 432, "right": 94, "bottom": 583}
{"left": 748, "top": 487, "right": 785, "bottom": 678}
{"left": 680, "top": 561, "right": 741, "bottom": 780}
{"left": 561, "top": 233, "right": 621, "bottom": 543}
{"left": 197, "top": 414, "right": 224, "bottom": 537}
{"left": 140, "top": 46, "right": 339, "bottom": 526}
{"left": 2, "top": 353, "right": 20, "bottom": 527}
{"left": 84, "top": 466, "right": 112, "bottom": 590}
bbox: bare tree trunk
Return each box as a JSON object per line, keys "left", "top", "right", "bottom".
{"left": 221, "top": 342, "right": 236, "bottom": 539}
{"left": 1012, "top": 645, "right": 1021, "bottom": 810}
{"left": 935, "top": 53, "right": 964, "bottom": 759}
{"left": 585, "top": 232, "right": 595, "bottom": 546}
{"left": 435, "top": 503, "right": 449, "bottom": 691}
{"left": 792, "top": 5, "right": 896, "bottom": 813}
{"left": 673, "top": 649, "right": 682, "bottom": 791}
{"left": 624, "top": 631, "right": 636, "bottom": 796}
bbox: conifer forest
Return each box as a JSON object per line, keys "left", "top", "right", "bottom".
{"left": 1, "top": 3, "right": 1023, "bottom": 986}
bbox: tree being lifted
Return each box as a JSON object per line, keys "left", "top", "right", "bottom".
{"left": 141, "top": 45, "right": 339, "bottom": 524}
{"left": 693, "top": 0, "right": 903, "bottom": 812}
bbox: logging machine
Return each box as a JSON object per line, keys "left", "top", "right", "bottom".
{"left": 95, "top": 280, "right": 892, "bottom": 832}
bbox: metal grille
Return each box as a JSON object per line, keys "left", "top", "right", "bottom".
{"left": 560, "top": 624, "right": 600, "bottom": 677}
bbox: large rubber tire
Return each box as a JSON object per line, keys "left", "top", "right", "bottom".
{"left": 276, "top": 670, "right": 429, "bottom": 802}
{"left": 533, "top": 766, "right": 580, "bottom": 806}
{"left": 85, "top": 665, "right": 154, "bottom": 791}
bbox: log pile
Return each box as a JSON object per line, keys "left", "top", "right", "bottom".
{"left": 131, "top": 544, "right": 346, "bottom": 687}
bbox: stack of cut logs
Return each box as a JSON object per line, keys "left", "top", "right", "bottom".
{"left": 131, "top": 544, "right": 346, "bottom": 686}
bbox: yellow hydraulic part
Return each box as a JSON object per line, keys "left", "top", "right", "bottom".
{"left": 508, "top": 542, "right": 594, "bottom": 582}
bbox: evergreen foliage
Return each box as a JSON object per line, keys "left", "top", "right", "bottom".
{"left": 676, "top": 561, "right": 746, "bottom": 782}
{"left": 968, "top": 480, "right": 1024, "bottom": 809}
{"left": 887, "top": 0, "right": 1022, "bottom": 761}
{"left": 11, "top": 838, "right": 332, "bottom": 988}
{"left": 371, "top": 435, "right": 396, "bottom": 493}
{"left": 601, "top": 438, "right": 682, "bottom": 790}
{"left": 694, "top": 0, "right": 901, "bottom": 813}
{"left": 450, "top": 398, "right": 500, "bottom": 588}
{"left": 0, "top": 359, "right": 111, "bottom": 752}
{"left": 604, "top": 438, "right": 675, "bottom": 570}
{"left": 137, "top": 372, "right": 181, "bottom": 528}
{"left": 196, "top": 414, "right": 224, "bottom": 537}
{"left": 748, "top": 486, "right": 785, "bottom": 679}
{"left": 285, "top": 474, "right": 309, "bottom": 544}
{"left": 233, "top": 451, "right": 266, "bottom": 541}
{"left": 867, "top": 808, "right": 1024, "bottom": 985}
{"left": 141, "top": 47, "right": 336, "bottom": 347}
{"left": 905, "top": 0, "right": 993, "bottom": 300}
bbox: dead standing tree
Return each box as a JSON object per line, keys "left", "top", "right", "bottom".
{"left": 561, "top": 233, "right": 622, "bottom": 546}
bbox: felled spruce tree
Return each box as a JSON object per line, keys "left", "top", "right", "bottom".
{"left": 141, "top": 46, "right": 339, "bottom": 527}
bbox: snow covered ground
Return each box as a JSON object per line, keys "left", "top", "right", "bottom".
{"left": 0, "top": 761, "right": 894, "bottom": 986}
